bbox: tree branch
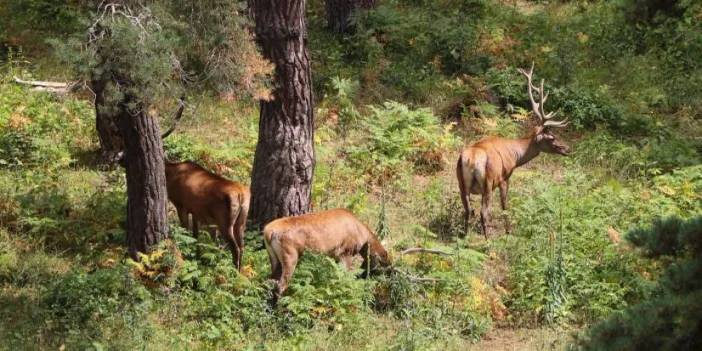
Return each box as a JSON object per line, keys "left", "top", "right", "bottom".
{"left": 13, "top": 76, "right": 81, "bottom": 94}
{"left": 400, "top": 247, "right": 454, "bottom": 256}
{"left": 392, "top": 267, "right": 441, "bottom": 283}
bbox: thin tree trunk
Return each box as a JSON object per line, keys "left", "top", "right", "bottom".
{"left": 249, "top": 0, "right": 315, "bottom": 228}
{"left": 325, "top": 0, "right": 376, "bottom": 34}
{"left": 92, "top": 78, "right": 124, "bottom": 164}
{"left": 118, "top": 95, "right": 169, "bottom": 260}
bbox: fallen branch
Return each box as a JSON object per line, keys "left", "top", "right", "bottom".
{"left": 400, "top": 247, "right": 453, "bottom": 256}
{"left": 14, "top": 76, "right": 81, "bottom": 94}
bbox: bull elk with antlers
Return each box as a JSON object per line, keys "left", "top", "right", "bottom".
{"left": 457, "top": 63, "right": 571, "bottom": 237}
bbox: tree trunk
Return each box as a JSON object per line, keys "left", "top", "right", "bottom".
{"left": 118, "top": 96, "right": 169, "bottom": 260}
{"left": 92, "top": 78, "right": 124, "bottom": 164}
{"left": 249, "top": 0, "right": 315, "bottom": 228}
{"left": 325, "top": 0, "right": 376, "bottom": 34}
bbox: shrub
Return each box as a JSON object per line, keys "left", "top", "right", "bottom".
{"left": 45, "top": 265, "right": 155, "bottom": 348}
{"left": 575, "top": 216, "right": 702, "bottom": 351}
{"left": 347, "top": 101, "right": 459, "bottom": 183}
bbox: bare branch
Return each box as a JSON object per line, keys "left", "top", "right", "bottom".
{"left": 14, "top": 76, "right": 81, "bottom": 94}
{"left": 161, "top": 97, "right": 186, "bottom": 139}
{"left": 400, "top": 247, "right": 454, "bottom": 256}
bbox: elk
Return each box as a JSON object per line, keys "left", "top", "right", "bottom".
{"left": 457, "top": 63, "right": 570, "bottom": 237}
{"left": 263, "top": 208, "right": 391, "bottom": 301}
{"left": 115, "top": 98, "right": 250, "bottom": 270}
{"left": 165, "top": 161, "right": 250, "bottom": 271}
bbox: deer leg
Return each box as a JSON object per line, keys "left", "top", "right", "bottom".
{"left": 499, "top": 181, "right": 511, "bottom": 234}
{"left": 266, "top": 243, "right": 282, "bottom": 280}
{"left": 273, "top": 249, "right": 298, "bottom": 305}
{"left": 192, "top": 219, "right": 200, "bottom": 240}
{"left": 480, "top": 189, "right": 493, "bottom": 239}
{"left": 234, "top": 207, "right": 247, "bottom": 272}
{"left": 207, "top": 226, "right": 218, "bottom": 242}
{"left": 176, "top": 206, "right": 190, "bottom": 230}
{"left": 339, "top": 255, "right": 354, "bottom": 271}
{"left": 220, "top": 222, "right": 241, "bottom": 271}
{"left": 457, "top": 158, "right": 474, "bottom": 236}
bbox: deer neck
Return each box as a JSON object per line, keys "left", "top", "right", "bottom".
{"left": 514, "top": 137, "right": 541, "bottom": 167}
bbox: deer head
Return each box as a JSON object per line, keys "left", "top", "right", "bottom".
{"left": 518, "top": 63, "right": 571, "bottom": 156}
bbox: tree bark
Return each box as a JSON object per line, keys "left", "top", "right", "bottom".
{"left": 325, "top": 0, "right": 376, "bottom": 34}
{"left": 118, "top": 96, "right": 169, "bottom": 260}
{"left": 92, "top": 78, "right": 124, "bottom": 164}
{"left": 249, "top": 0, "right": 315, "bottom": 228}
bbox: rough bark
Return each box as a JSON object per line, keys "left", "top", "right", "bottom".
{"left": 325, "top": 0, "right": 376, "bottom": 34}
{"left": 249, "top": 0, "right": 315, "bottom": 228}
{"left": 92, "top": 78, "right": 124, "bottom": 164}
{"left": 118, "top": 96, "right": 169, "bottom": 259}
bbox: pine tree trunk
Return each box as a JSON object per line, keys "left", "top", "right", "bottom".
{"left": 325, "top": 0, "right": 376, "bottom": 33}
{"left": 92, "top": 79, "right": 124, "bottom": 164}
{"left": 118, "top": 96, "right": 169, "bottom": 260}
{"left": 249, "top": 0, "right": 315, "bottom": 228}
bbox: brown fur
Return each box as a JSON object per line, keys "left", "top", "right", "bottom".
{"left": 263, "top": 209, "right": 391, "bottom": 300}
{"left": 165, "top": 161, "right": 250, "bottom": 270}
{"left": 457, "top": 127, "right": 570, "bottom": 237}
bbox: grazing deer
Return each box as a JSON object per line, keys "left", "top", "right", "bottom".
{"left": 457, "top": 63, "right": 570, "bottom": 237}
{"left": 162, "top": 98, "right": 250, "bottom": 271}
{"left": 263, "top": 208, "right": 391, "bottom": 301}
{"left": 165, "top": 161, "right": 250, "bottom": 271}
{"left": 116, "top": 98, "right": 250, "bottom": 270}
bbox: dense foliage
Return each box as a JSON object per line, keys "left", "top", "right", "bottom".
{"left": 1, "top": 0, "right": 701, "bottom": 349}
{"left": 576, "top": 216, "right": 702, "bottom": 351}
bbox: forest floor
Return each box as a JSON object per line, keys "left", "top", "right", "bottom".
{"left": 469, "top": 327, "right": 573, "bottom": 351}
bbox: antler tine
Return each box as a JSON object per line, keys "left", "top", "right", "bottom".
{"left": 543, "top": 117, "right": 569, "bottom": 128}
{"left": 538, "top": 78, "right": 548, "bottom": 120}
{"left": 518, "top": 62, "right": 543, "bottom": 121}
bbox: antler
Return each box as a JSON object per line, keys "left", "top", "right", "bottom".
{"left": 517, "top": 62, "right": 568, "bottom": 129}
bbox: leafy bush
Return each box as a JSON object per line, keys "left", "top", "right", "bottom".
{"left": 575, "top": 216, "right": 702, "bottom": 351}
{"left": 574, "top": 133, "right": 701, "bottom": 178}
{"left": 348, "top": 101, "right": 459, "bottom": 183}
{"left": 0, "top": 80, "right": 94, "bottom": 169}
{"left": 496, "top": 165, "right": 702, "bottom": 325}
{"left": 45, "top": 265, "right": 155, "bottom": 348}
{"left": 486, "top": 67, "right": 626, "bottom": 131}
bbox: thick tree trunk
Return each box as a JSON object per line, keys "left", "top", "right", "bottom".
{"left": 249, "top": 0, "right": 315, "bottom": 228}
{"left": 92, "top": 79, "right": 124, "bottom": 164}
{"left": 325, "top": 0, "right": 376, "bottom": 34}
{"left": 118, "top": 96, "right": 169, "bottom": 260}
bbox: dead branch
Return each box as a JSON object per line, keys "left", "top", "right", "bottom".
{"left": 14, "top": 76, "right": 81, "bottom": 94}
{"left": 400, "top": 247, "right": 454, "bottom": 256}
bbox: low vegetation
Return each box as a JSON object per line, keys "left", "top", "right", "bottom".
{"left": 1, "top": 0, "right": 700, "bottom": 350}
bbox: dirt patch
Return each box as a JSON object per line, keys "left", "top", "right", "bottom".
{"left": 469, "top": 327, "right": 575, "bottom": 351}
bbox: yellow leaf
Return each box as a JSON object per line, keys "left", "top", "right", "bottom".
{"left": 658, "top": 185, "right": 676, "bottom": 196}
{"left": 576, "top": 32, "right": 589, "bottom": 44}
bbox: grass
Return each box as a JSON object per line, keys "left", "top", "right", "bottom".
{"left": 1, "top": 0, "right": 701, "bottom": 349}
{"left": 2, "top": 72, "right": 700, "bottom": 349}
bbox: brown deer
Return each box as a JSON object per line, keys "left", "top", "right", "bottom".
{"left": 116, "top": 98, "right": 250, "bottom": 270}
{"left": 165, "top": 161, "right": 250, "bottom": 271}
{"left": 263, "top": 208, "right": 391, "bottom": 301}
{"left": 161, "top": 98, "right": 250, "bottom": 271}
{"left": 457, "top": 63, "right": 570, "bottom": 237}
